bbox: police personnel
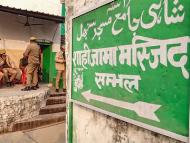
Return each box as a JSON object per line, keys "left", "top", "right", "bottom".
{"left": 55, "top": 46, "right": 66, "bottom": 92}
{"left": 0, "top": 71, "right": 3, "bottom": 84}
{"left": 0, "top": 49, "right": 17, "bottom": 86}
{"left": 22, "top": 37, "right": 40, "bottom": 91}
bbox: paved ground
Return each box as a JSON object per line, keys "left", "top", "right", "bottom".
{"left": 0, "top": 84, "right": 50, "bottom": 96}
{"left": 0, "top": 123, "right": 65, "bottom": 143}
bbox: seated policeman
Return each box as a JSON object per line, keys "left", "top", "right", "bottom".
{"left": 0, "top": 71, "right": 3, "bottom": 83}
{"left": 0, "top": 49, "right": 17, "bottom": 86}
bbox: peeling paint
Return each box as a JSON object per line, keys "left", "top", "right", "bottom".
{"left": 72, "top": 104, "right": 183, "bottom": 143}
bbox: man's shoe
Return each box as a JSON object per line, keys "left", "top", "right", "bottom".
{"left": 10, "top": 82, "right": 15, "bottom": 87}
{"left": 21, "top": 86, "right": 31, "bottom": 91}
{"left": 35, "top": 84, "right": 39, "bottom": 89}
{"left": 6, "top": 82, "right": 11, "bottom": 87}
{"left": 34, "top": 83, "right": 39, "bottom": 89}
{"left": 55, "top": 89, "right": 59, "bottom": 92}
{"left": 31, "top": 86, "right": 37, "bottom": 90}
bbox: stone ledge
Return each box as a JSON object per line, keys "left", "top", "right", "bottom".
{"left": 0, "top": 85, "right": 50, "bottom": 133}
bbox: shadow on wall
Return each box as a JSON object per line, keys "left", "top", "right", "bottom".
{"left": 0, "top": 11, "right": 59, "bottom": 42}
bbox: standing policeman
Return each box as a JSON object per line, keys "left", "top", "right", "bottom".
{"left": 55, "top": 46, "right": 66, "bottom": 92}
{"left": 22, "top": 37, "right": 40, "bottom": 91}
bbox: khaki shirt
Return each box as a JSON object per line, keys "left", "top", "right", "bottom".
{"left": 55, "top": 51, "right": 65, "bottom": 71}
{"left": 24, "top": 42, "right": 40, "bottom": 64}
{"left": 0, "top": 55, "right": 16, "bottom": 68}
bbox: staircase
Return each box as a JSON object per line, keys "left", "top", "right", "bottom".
{"left": 12, "top": 92, "right": 66, "bottom": 131}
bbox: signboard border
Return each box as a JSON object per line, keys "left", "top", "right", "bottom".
{"left": 70, "top": 0, "right": 189, "bottom": 142}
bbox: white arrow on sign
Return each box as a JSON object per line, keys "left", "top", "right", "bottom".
{"left": 82, "top": 90, "right": 161, "bottom": 122}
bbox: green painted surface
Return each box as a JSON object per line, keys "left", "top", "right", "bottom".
{"left": 41, "top": 45, "right": 51, "bottom": 83}
{"left": 61, "top": 3, "right": 66, "bottom": 35}
{"left": 69, "top": 103, "right": 73, "bottom": 143}
{"left": 49, "top": 52, "right": 57, "bottom": 83}
{"left": 62, "top": 3, "right": 66, "bottom": 16}
{"left": 71, "top": 0, "right": 190, "bottom": 137}
{"left": 61, "top": 24, "right": 65, "bottom": 35}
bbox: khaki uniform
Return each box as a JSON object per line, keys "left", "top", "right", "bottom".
{"left": 0, "top": 71, "right": 3, "bottom": 81}
{"left": 55, "top": 51, "right": 66, "bottom": 89}
{"left": 0, "top": 55, "right": 17, "bottom": 82}
{"left": 24, "top": 42, "right": 40, "bottom": 87}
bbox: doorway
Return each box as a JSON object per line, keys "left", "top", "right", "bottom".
{"left": 38, "top": 40, "right": 52, "bottom": 83}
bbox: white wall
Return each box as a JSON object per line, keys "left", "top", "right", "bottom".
{"left": 0, "top": 0, "right": 61, "bottom": 16}
{"left": 73, "top": 104, "right": 182, "bottom": 143}
{"left": 0, "top": 11, "right": 61, "bottom": 67}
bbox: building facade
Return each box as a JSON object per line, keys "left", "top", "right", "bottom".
{"left": 0, "top": 0, "right": 65, "bottom": 86}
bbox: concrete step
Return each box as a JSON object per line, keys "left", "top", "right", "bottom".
{"left": 46, "top": 96, "right": 66, "bottom": 105}
{"left": 39, "top": 104, "right": 66, "bottom": 115}
{"left": 12, "top": 112, "right": 66, "bottom": 132}
{"left": 49, "top": 92, "right": 66, "bottom": 97}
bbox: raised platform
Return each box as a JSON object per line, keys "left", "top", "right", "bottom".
{"left": 12, "top": 90, "right": 66, "bottom": 132}
{"left": 0, "top": 84, "right": 50, "bottom": 96}
{"left": 0, "top": 85, "right": 50, "bottom": 133}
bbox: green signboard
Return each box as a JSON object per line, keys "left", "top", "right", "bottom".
{"left": 71, "top": 0, "right": 190, "bottom": 141}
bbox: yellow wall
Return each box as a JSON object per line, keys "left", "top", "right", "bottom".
{"left": 6, "top": 49, "right": 24, "bottom": 68}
